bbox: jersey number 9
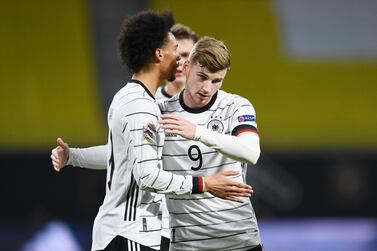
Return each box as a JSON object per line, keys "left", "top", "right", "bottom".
{"left": 188, "top": 145, "right": 202, "bottom": 171}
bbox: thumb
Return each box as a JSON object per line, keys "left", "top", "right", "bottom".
{"left": 57, "top": 137, "right": 68, "bottom": 149}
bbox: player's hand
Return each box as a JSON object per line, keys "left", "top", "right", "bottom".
{"left": 159, "top": 114, "right": 196, "bottom": 140}
{"left": 205, "top": 171, "right": 253, "bottom": 203}
{"left": 51, "top": 137, "right": 70, "bottom": 172}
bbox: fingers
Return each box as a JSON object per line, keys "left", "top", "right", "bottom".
{"left": 51, "top": 145, "right": 66, "bottom": 172}
{"left": 51, "top": 154, "right": 61, "bottom": 172}
{"left": 57, "top": 137, "right": 68, "bottom": 150}
{"left": 227, "top": 191, "right": 252, "bottom": 197}
{"left": 161, "top": 124, "right": 181, "bottom": 131}
{"left": 219, "top": 170, "right": 239, "bottom": 176}
{"left": 159, "top": 118, "right": 180, "bottom": 125}
{"left": 226, "top": 185, "right": 253, "bottom": 196}
{"left": 160, "top": 114, "right": 179, "bottom": 120}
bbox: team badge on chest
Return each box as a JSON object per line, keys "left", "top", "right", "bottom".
{"left": 207, "top": 119, "right": 224, "bottom": 133}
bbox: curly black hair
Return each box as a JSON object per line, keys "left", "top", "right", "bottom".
{"left": 118, "top": 10, "right": 175, "bottom": 73}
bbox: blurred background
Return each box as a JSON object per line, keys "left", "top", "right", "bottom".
{"left": 1, "top": 0, "right": 377, "bottom": 250}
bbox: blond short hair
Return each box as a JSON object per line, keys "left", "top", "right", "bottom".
{"left": 189, "top": 36, "right": 231, "bottom": 72}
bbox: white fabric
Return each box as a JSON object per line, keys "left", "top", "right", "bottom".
{"left": 68, "top": 145, "right": 107, "bottom": 170}
{"left": 158, "top": 90, "right": 262, "bottom": 251}
{"left": 194, "top": 127, "right": 260, "bottom": 164}
{"left": 91, "top": 81, "right": 193, "bottom": 250}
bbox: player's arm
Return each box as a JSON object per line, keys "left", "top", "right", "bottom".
{"left": 51, "top": 138, "right": 107, "bottom": 171}
{"left": 128, "top": 107, "right": 252, "bottom": 202}
{"left": 160, "top": 115, "right": 260, "bottom": 165}
{"left": 160, "top": 96, "right": 261, "bottom": 165}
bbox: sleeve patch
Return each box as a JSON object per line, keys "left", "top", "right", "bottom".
{"left": 143, "top": 123, "right": 157, "bottom": 143}
{"left": 238, "top": 115, "right": 255, "bottom": 122}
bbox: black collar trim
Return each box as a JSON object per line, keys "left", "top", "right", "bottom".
{"left": 129, "top": 79, "right": 155, "bottom": 100}
{"left": 161, "top": 86, "right": 172, "bottom": 98}
{"left": 179, "top": 90, "right": 218, "bottom": 113}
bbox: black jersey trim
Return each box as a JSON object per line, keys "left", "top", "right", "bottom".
{"left": 129, "top": 79, "right": 155, "bottom": 100}
{"left": 179, "top": 90, "right": 218, "bottom": 114}
{"left": 125, "top": 112, "right": 158, "bottom": 118}
{"left": 138, "top": 158, "right": 160, "bottom": 164}
{"left": 161, "top": 86, "right": 172, "bottom": 98}
{"left": 232, "top": 124, "right": 258, "bottom": 136}
{"left": 124, "top": 176, "right": 136, "bottom": 221}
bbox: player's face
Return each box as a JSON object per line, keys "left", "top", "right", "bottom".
{"left": 161, "top": 32, "right": 180, "bottom": 81}
{"left": 183, "top": 62, "right": 227, "bottom": 108}
{"left": 171, "top": 38, "right": 195, "bottom": 86}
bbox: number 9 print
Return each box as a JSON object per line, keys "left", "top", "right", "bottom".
{"left": 188, "top": 145, "right": 203, "bottom": 171}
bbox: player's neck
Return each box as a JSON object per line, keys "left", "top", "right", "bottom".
{"left": 132, "top": 71, "right": 161, "bottom": 97}
{"left": 165, "top": 81, "right": 184, "bottom": 96}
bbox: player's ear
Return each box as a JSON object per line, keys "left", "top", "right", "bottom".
{"left": 154, "top": 48, "right": 163, "bottom": 63}
{"left": 183, "top": 60, "right": 190, "bottom": 75}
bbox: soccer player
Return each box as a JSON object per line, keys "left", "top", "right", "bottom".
{"left": 154, "top": 23, "right": 198, "bottom": 247}
{"left": 52, "top": 23, "right": 198, "bottom": 249}
{"left": 159, "top": 36, "right": 263, "bottom": 251}
{"left": 155, "top": 24, "right": 198, "bottom": 100}
{"left": 51, "top": 11, "right": 252, "bottom": 251}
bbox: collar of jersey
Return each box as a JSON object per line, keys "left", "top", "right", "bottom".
{"left": 129, "top": 79, "right": 155, "bottom": 100}
{"left": 161, "top": 86, "right": 172, "bottom": 98}
{"left": 179, "top": 90, "right": 218, "bottom": 113}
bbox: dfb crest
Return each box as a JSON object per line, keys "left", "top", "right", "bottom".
{"left": 207, "top": 119, "right": 224, "bottom": 133}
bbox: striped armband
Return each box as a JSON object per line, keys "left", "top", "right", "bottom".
{"left": 192, "top": 176, "right": 205, "bottom": 194}
{"left": 231, "top": 124, "right": 258, "bottom": 136}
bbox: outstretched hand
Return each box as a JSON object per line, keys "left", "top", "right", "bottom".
{"left": 160, "top": 114, "right": 196, "bottom": 140}
{"left": 51, "top": 137, "right": 70, "bottom": 172}
{"left": 205, "top": 171, "right": 253, "bottom": 203}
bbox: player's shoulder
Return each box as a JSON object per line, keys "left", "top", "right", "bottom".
{"left": 158, "top": 92, "right": 181, "bottom": 113}
{"left": 114, "top": 82, "right": 157, "bottom": 112}
{"left": 217, "top": 90, "right": 254, "bottom": 107}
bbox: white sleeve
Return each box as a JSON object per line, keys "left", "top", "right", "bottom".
{"left": 67, "top": 145, "right": 108, "bottom": 170}
{"left": 125, "top": 101, "right": 201, "bottom": 195}
{"left": 194, "top": 127, "right": 260, "bottom": 165}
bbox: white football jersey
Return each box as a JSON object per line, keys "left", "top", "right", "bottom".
{"left": 159, "top": 90, "right": 261, "bottom": 251}
{"left": 155, "top": 86, "right": 172, "bottom": 101}
{"left": 91, "top": 80, "right": 194, "bottom": 251}
{"left": 155, "top": 85, "right": 173, "bottom": 239}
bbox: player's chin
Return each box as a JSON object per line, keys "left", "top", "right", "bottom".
{"left": 167, "top": 75, "right": 176, "bottom": 82}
